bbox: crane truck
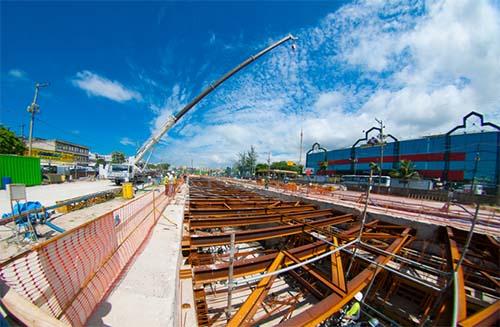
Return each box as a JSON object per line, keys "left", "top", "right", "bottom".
{"left": 108, "top": 34, "right": 297, "bottom": 185}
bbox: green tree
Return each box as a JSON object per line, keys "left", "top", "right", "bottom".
{"left": 246, "top": 146, "right": 258, "bottom": 176}
{"left": 156, "top": 162, "right": 170, "bottom": 173}
{"left": 234, "top": 146, "right": 258, "bottom": 177}
{"left": 234, "top": 151, "right": 247, "bottom": 176}
{"left": 111, "top": 151, "right": 126, "bottom": 164}
{"left": 318, "top": 161, "right": 328, "bottom": 172}
{"left": 390, "top": 160, "right": 420, "bottom": 187}
{"left": 0, "top": 126, "right": 26, "bottom": 155}
{"left": 255, "top": 163, "right": 269, "bottom": 172}
{"left": 369, "top": 162, "right": 381, "bottom": 174}
{"left": 269, "top": 161, "right": 303, "bottom": 174}
{"left": 95, "top": 158, "right": 106, "bottom": 168}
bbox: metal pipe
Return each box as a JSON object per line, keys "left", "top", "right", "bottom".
{"left": 226, "top": 232, "right": 236, "bottom": 321}
{"left": 359, "top": 241, "right": 449, "bottom": 276}
{"left": 341, "top": 248, "right": 444, "bottom": 292}
{"left": 345, "top": 168, "right": 373, "bottom": 280}
{"left": 0, "top": 188, "right": 122, "bottom": 225}
{"left": 451, "top": 201, "right": 480, "bottom": 326}
{"left": 233, "top": 239, "right": 358, "bottom": 285}
{"left": 455, "top": 202, "right": 480, "bottom": 271}
{"left": 451, "top": 270, "right": 460, "bottom": 327}
{"left": 362, "top": 302, "right": 401, "bottom": 327}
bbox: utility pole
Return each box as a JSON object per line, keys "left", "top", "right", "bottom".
{"left": 375, "top": 118, "right": 385, "bottom": 192}
{"left": 20, "top": 123, "right": 25, "bottom": 139}
{"left": 298, "top": 127, "right": 303, "bottom": 165}
{"left": 470, "top": 152, "right": 480, "bottom": 195}
{"left": 226, "top": 232, "right": 236, "bottom": 321}
{"left": 266, "top": 151, "right": 271, "bottom": 189}
{"left": 27, "top": 82, "right": 49, "bottom": 156}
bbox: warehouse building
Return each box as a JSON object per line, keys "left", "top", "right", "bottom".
{"left": 306, "top": 112, "right": 500, "bottom": 190}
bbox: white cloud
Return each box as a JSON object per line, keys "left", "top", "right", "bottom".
{"left": 8, "top": 69, "right": 28, "bottom": 80}
{"left": 209, "top": 32, "right": 216, "bottom": 45}
{"left": 72, "top": 71, "right": 142, "bottom": 102}
{"left": 120, "top": 137, "right": 136, "bottom": 146}
{"left": 315, "top": 91, "right": 344, "bottom": 112}
{"left": 149, "top": 84, "right": 187, "bottom": 138}
{"left": 149, "top": 0, "right": 500, "bottom": 167}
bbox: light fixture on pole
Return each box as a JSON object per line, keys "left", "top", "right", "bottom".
{"left": 27, "top": 82, "right": 50, "bottom": 156}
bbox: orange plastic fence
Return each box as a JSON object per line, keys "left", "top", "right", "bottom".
{"left": 0, "top": 182, "right": 182, "bottom": 326}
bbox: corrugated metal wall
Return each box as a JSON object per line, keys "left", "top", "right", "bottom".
{"left": 0, "top": 154, "right": 42, "bottom": 187}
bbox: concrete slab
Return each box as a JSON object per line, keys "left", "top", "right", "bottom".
{"left": 228, "top": 179, "right": 500, "bottom": 237}
{"left": 0, "top": 180, "right": 119, "bottom": 215}
{"left": 87, "top": 186, "right": 187, "bottom": 327}
{"left": 0, "top": 197, "right": 127, "bottom": 262}
{"left": 179, "top": 265, "right": 197, "bottom": 327}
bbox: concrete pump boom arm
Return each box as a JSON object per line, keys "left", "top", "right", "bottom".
{"left": 132, "top": 34, "right": 297, "bottom": 167}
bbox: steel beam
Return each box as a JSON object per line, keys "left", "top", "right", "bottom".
{"left": 278, "top": 228, "right": 411, "bottom": 327}
{"left": 189, "top": 209, "right": 336, "bottom": 229}
{"left": 189, "top": 214, "right": 354, "bottom": 248}
{"left": 458, "top": 300, "right": 500, "bottom": 327}
{"left": 331, "top": 236, "right": 346, "bottom": 292}
{"left": 194, "top": 241, "right": 330, "bottom": 283}
{"left": 447, "top": 227, "right": 467, "bottom": 321}
{"left": 227, "top": 252, "right": 285, "bottom": 327}
{"left": 282, "top": 250, "right": 345, "bottom": 296}
{"left": 287, "top": 270, "right": 324, "bottom": 300}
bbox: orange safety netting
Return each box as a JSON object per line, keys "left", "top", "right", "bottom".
{"left": 0, "top": 181, "right": 183, "bottom": 326}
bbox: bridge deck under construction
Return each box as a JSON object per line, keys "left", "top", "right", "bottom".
{"left": 180, "top": 177, "right": 499, "bottom": 327}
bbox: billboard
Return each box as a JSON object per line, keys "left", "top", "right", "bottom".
{"left": 30, "top": 148, "right": 74, "bottom": 163}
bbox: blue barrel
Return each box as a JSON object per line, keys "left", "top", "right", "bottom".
{"left": 1, "top": 176, "right": 12, "bottom": 190}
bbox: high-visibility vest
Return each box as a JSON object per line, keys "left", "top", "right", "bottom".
{"left": 345, "top": 302, "right": 361, "bottom": 319}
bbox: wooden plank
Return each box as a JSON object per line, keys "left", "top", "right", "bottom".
{"left": 0, "top": 281, "right": 70, "bottom": 327}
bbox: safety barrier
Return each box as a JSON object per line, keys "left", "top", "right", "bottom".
{"left": 0, "top": 181, "right": 183, "bottom": 326}
{"left": 228, "top": 178, "right": 499, "bottom": 235}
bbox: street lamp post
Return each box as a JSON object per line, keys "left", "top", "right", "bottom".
{"left": 352, "top": 157, "right": 358, "bottom": 175}
{"left": 375, "top": 118, "right": 385, "bottom": 192}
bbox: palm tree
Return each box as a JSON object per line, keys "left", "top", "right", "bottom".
{"left": 390, "top": 160, "right": 419, "bottom": 187}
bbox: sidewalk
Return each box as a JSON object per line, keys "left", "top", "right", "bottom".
{"left": 87, "top": 186, "right": 187, "bottom": 326}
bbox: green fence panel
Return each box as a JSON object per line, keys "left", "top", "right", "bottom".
{"left": 0, "top": 154, "right": 42, "bottom": 188}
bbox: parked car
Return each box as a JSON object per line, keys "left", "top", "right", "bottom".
{"left": 455, "top": 184, "right": 485, "bottom": 195}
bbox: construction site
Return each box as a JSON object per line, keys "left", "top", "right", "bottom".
{"left": 2, "top": 1, "right": 500, "bottom": 326}
{"left": 0, "top": 172, "right": 498, "bottom": 327}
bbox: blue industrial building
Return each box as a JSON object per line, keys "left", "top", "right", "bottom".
{"left": 305, "top": 112, "right": 500, "bottom": 189}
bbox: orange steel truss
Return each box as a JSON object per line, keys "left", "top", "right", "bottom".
{"left": 185, "top": 177, "right": 499, "bottom": 327}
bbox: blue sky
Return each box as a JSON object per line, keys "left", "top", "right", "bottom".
{"left": 1, "top": 0, "right": 499, "bottom": 167}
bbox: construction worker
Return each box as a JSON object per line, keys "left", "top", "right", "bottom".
{"left": 168, "top": 173, "right": 175, "bottom": 196}
{"left": 164, "top": 173, "right": 171, "bottom": 196}
{"left": 342, "top": 292, "right": 363, "bottom": 325}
